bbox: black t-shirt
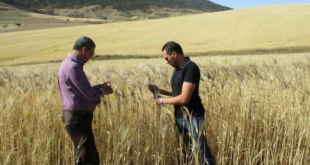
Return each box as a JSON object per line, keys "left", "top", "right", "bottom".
{"left": 171, "top": 57, "right": 205, "bottom": 117}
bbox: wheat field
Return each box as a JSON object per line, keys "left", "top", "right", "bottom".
{"left": 1, "top": 5, "right": 310, "bottom": 66}
{"left": 0, "top": 53, "right": 309, "bottom": 165}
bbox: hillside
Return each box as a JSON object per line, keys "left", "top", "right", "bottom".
{"left": 0, "top": 5, "right": 310, "bottom": 66}
{"left": 0, "top": 2, "right": 102, "bottom": 33}
{"left": 0, "top": 0, "right": 231, "bottom": 24}
{"left": 0, "top": 0, "right": 231, "bottom": 33}
{"left": 0, "top": 0, "right": 231, "bottom": 12}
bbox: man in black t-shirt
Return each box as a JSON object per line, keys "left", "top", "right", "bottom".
{"left": 148, "top": 41, "right": 214, "bottom": 165}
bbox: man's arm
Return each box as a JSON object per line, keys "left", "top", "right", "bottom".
{"left": 159, "top": 89, "right": 172, "bottom": 96}
{"left": 157, "top": 82, "right": 195, "bottom": 105}
{"left": 68, "top": 67, "right": 102, "bottom": 102}
{"left": 158, "top": 63, "right": 200, "bottom": 105}
{"left": 147, "top": 84, "right": 172, "bottom": 96}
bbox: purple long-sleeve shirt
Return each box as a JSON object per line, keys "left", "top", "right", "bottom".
{"left": 58, "top": 54, "right": 102, "bottom": 111}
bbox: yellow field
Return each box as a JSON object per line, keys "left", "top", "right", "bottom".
{"left": 0, "top": 54, "right": 309, "bottom": 164}
{"left": 1, "top": 5, "right": 310, "bottom": 66}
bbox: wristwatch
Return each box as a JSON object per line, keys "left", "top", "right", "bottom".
{"left": 159, "top": 98, "right": 164, "bottom": 105}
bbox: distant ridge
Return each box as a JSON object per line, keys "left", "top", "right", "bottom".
{"left": 0, "top": 0, "right": 231, "bottom": 12}
{"left": 0, "top": 0, "right": 232, "bottom": 29}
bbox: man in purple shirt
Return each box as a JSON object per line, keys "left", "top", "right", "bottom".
{"left": 58, "top": 36, "right": 113, "bottom": 165}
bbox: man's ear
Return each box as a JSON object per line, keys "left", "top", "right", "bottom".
{"left": 172, "top": 51, "right": 177, "bottom": 58}
{"left": 81, "top": 47, "right": 87, "bottom": 54}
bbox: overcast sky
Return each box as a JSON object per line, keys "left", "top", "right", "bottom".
{"left": 212, "top": 0, "right": 310, "bottom": 9}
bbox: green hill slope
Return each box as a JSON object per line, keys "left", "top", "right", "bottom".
{"left": 0, "top": 5, "right": 310, "bottom": 66}
{"left": 0, "top": 0, "right": 231, "bottom": 12}
{"left": 0, "top": 1, "right": 231, "bottom": 33}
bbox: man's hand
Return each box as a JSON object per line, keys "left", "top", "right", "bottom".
{"left": 101, "top": 81, "right": 113, "bottom": 95}
{"left": 147, "top": 84, "right": 159, "bottom": 94}
{"left": 148, "top": 84, "right": 160, "bottom": 100}
{"left": 93, "top": 81, "right": 112, "bottom": 89}
{"left": 102, "top": 81, "right": 112, "bottom": 87}
{"left": 94, "top": 81, "right": 113, "bottom": 95}
{"left": 101, "top": 86, "right": 113, "bottom": 95}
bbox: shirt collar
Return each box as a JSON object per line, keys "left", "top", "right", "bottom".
{"left": 176, "top": 57, "right": 191, "bottom": 70}
{"left": 69, "top": 53, "right": 84, "bottom": 66}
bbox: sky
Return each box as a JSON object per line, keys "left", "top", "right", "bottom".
{"left": 212, "top": 0, "right": 310, "bottom": 9}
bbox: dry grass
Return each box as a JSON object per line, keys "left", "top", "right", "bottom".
{"left": 0, "top": 53, "right": 309, "bottom": 164}
{"left": 1, "top": 5, "right": 310, "bottom": 66}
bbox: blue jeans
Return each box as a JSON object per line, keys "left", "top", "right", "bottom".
{"left": 175, "top": 115, "right": 214, "bottom": 165}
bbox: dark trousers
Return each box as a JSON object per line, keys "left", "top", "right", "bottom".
{"left": 62, "top": 110, "right": 100, "bottom": 165}
{"left": 175, "top": 115, "right": 214, "bottom": 165}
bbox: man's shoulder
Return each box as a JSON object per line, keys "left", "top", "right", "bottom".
{"left": 185, "top": 60, "right": 199, "bottom": 70}
{"left": 59, "top": 58, "right": 80, "bottom": 73}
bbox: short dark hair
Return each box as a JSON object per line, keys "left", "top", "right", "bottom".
{"left": 162, "top": 41, "right": 184, "bottom": 55}
{"left": 73, "top": 36, "right": 96, "bottom": 51}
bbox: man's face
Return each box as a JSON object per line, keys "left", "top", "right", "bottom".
{"left": 83, "top": 47, "right": 95, "bottom": 63}
{"left": 162, "top": 49, "right": 176, "bottom": 67}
